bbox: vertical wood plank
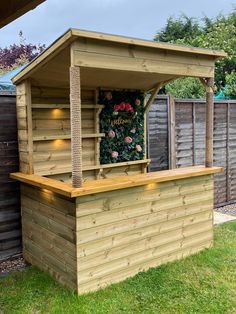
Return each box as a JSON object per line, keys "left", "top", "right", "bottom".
{"left": 25, "top": 80, "right": 33, "bottom": 174}
{"left": 16, "top": 80, "right": 33, "bottom": 174}
{"left": 226, "top": 102, "right": 231, "bottom": 202}
{"left": 168, "top": 94, "right": 176, "bottom": 169}
{"left": 205, "top": 78, "right": 214, "bottom": 168}
{"left": 143, "top": 92, "right": 147, "bottom": 173}
{"left": 192, "top": 102, "right": 196, "bottom": 165}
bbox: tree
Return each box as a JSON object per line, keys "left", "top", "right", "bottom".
{"left": 154, "top": 14, "right": 203, "bottom": 44}
{"left": 165, "top": 77, "right": 205, "bottom": 99}
{"left": 225, "top": 72, "right": 236, "bottom": 98}
{"left": 0, "top": 31, "right": 45, "bottom": 73}
{"left": 154, "top": 9, "right": 236, "bottom": 98}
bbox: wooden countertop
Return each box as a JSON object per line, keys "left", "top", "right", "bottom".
{"left": 11, "top": 165, "right": 223, "bottom": 198}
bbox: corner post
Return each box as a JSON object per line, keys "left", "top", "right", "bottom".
{"left": 205, "top": 77, "right": 214, "bottom": 168}
{"left": 70, "top": 44, "right": 83, "bottom": 187}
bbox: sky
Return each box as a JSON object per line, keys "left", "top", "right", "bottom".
{"left": 0, "top": 0, "right": 234, "bottom": 48}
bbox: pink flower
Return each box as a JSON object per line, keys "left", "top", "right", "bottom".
{"left": 130, "top": 107, "right": 134, "bottom": 113}
{"left": 125, "top": 103, "right": 132, "bottom": 111}
{"left": 119, "top": 102, "right": 126, "bottom": 111}
{"left": 130, "top": 128, "right": 136, "bottom": 134}
{"left": 114, "top": 104, "right": 120, "bottom": 111}
{"left": 135, "top": 99, "right": 141, "bottom": 106}
{"left": 111, "top": 151, "right": 118, "bottom": 158}
{"left": 108, "top": 130, "right": 116, "bottom": 138}
{"left": 124, "top": 136, "right": 133, "bottom": 144}
{"left": 105, "top": 91, "right": 112, "bottom": 101}
{"left": 136, "top": 144, "right": 142, "bottom": 152}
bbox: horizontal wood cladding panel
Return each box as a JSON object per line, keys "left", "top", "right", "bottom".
{"left": 77, "top": 231, "right": 212, "bottom": 286}
{"left": 19, "top": 175, "right": 213, "bottom": 294}
{"left": 77, "top": 219, "right": 212, "bottom": 271}
{"left": 21, "top": 184, "right": 77, "bottom": 290}
{"left": 74, "top": 38, "right": 215, "bottom": 78}
{"left": 31, "top": 86, "right": 95, "bottom": 103}
{"left": 75, "top": 175, "right": 214, "bottom": 293}
{"left": 74, "top": 50, "right": 214, "bottom": 78}
{"left": 75, "top": 38, "right": 215, "bottom": 66}
{"left": 28, "top": 87, "right": 101, "bottom": 176}
{"left": 79, "top": 240, "right": 212, "bottom": 293}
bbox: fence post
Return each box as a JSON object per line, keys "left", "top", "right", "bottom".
{"left": 168, "top": 94, "right": 176, "bottom": 169}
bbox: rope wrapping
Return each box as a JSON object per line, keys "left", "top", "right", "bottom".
{"left": 70, "top": 66, "right": 83, "bottom": 187}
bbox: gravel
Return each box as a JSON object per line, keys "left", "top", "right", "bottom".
{"left": 0, "top": 257, "right": 27, "bottom": 275}
{"left": 215, "top": 202, "right": 236, "bottom": 217}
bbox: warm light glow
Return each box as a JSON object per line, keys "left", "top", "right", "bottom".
{"left": 146, "top": 183, "right": 159, "bottom": 190}
{"left": 52, "top": 108, "right": 63, "bottom": 117}
{"left": 42, "top": 188, "right": 53, "bottom": 195}
{"left": 53, "top": 139, "right": 65, "bottom": 147}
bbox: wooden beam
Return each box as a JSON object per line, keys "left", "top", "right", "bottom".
{"left": 201, "top": 78, "right": 214, "bottom": 167}
{"left": 144, "top": 84, "right": 162, "bottom": 113}
{"left": 144, "top": 79, "right": 175, "bottom": 113}
{"left": 168, "top": 94, "right": 176, "bottom": 169}
{"left": 70, "top": 65, "right": 83, "bottom": 187}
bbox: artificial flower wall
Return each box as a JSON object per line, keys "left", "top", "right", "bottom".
{"left": 99, "top": 90, "right": 145, "bottom": 164}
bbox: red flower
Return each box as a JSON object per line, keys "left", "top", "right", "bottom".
{"left": 114, "top": 104, "right": 120, "bottom": 111}
{"left": 125, "top": 103, "right": 132, "bottom": 111}
{"left": 119, "top": 102, "right": 126, "bottom": 111}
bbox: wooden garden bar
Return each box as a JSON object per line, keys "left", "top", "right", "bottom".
{"left": 11, "top": 29, "right": 226, "bottom": 294}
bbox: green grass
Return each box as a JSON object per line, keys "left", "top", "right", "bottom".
{"left": 1, "top": 222, "right": 236, "bottom": 314}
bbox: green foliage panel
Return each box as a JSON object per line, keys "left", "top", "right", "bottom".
{"left": 99, "top": 90, "right": 145, "bottom": 164}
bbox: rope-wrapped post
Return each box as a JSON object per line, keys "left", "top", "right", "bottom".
{"left": 70, "top": 66, "right": 83, "bottom": 187}
{"left": 205, "top": 77, "right": 214, "bottom": 168}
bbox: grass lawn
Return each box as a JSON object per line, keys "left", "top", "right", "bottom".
{"left": 1, "top": 222, "right": 236, "bottom": 314}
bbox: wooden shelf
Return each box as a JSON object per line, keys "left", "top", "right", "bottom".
{"left": 34, "top": 159, "right": 151, "bottom": 176}
{"left": 83, "top": 159, "right": 151, "bottom": 171}
{"left": 33, "top": 130, "right": 105, "bottom": 141}
{"left": 31, "top": 103, "right": 104, "bottom": 109}
{"left": 32, "top": 104, "right": 70, "bottom": 109}
{"left": 82, "top": 133, "right": 105, "bottom": 139}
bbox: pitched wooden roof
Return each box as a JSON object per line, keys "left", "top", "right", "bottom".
{"left": 12, "top": 28, "right": 227, "bottom": 88}
{"left": 0, "top": 0, "right": 45, "bottom": 28}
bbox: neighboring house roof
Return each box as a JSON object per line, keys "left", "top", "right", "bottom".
{"left": 12, "top": 28, "right": 227, "bottom": 86}
{"left": 0, "top": 65, "right": 26, "bottom": 91}
{"left": 0, "top": 0, "right": 46, "bottom": 28}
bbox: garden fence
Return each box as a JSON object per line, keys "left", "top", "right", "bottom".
{"left": 148, "top": 96, "right": 236, "bottom": 207}
{"left": 0, "top": 91, "right": 21, "bottom": 261}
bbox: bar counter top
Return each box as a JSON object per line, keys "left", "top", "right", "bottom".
{"left": 11, "top": 165, "right": 223, "bottom": 198}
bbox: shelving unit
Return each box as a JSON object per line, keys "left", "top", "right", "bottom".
{"left": 27, "top": 87, "right": 150, "bottom": 180}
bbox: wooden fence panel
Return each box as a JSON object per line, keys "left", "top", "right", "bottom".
{"left": 148, "top": 97, "right": 236, "bottom": 207}
{"left": 147, "top": 96, "right": 169, "bottom": 171}
{"left": 0, "top": 92, "right": 21, "bottom": 261}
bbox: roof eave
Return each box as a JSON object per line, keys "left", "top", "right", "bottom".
{"left": 12, "top": 28, "right": 227, "bottom": 85}
{"left": 12, "top": 28, "right": 75, "bottom": 84}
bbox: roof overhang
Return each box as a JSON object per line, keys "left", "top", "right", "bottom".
{"left": 12, "top": 28, "right": 227, "bottom": 90}
{"left": 0, "top": 0, "right": 46, "bottom": 28}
